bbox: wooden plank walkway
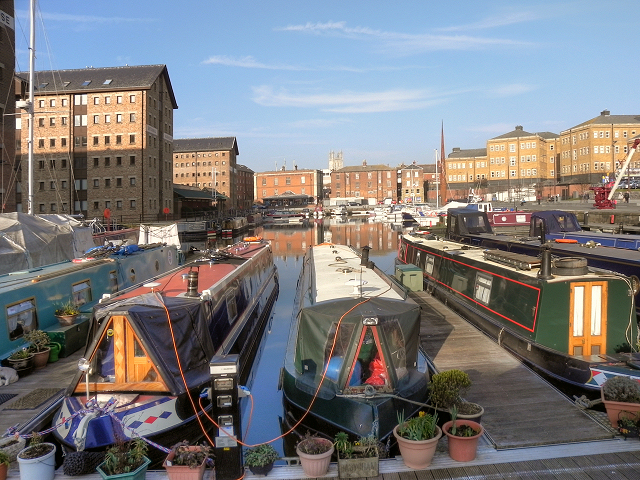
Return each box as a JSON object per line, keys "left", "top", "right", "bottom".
{"left": 409, "top": 290, "right": 615, "bottom": 449}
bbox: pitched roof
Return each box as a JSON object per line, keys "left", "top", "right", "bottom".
{"left": 569, "top": 111, "right": 640, "bottom": 130}
{"left": 448, "top": 148, "right": 487, "bottom": 159}
{"left": 337, "top": 164, "right": 396, "bottom": 172}
{"left": 173, "top": 137, "right": 239, "bottom": 155}
{"left": 20, "top": 64, "right": 178, "bottom": 108}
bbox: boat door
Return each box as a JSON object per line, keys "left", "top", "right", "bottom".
{"left": 568, "top": 282, "right": 607, "bottom": 356}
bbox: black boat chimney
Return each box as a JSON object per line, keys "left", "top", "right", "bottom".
{"left": 361, "top": 246, "right": 371, "bottom": 268}
{"left": 537, "top": 246, "right": 554, "bottom": 280}
{"left": 185, "top": 268, "right": 200, "bottom": 297}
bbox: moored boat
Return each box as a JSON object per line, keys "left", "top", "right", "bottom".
{"left": 446, "top": 208, "right": 640, "bottom": 318}
{"left": 222, "top": 216, "right": 249, "bottom": 237}
{"left": 0, "top": 242, "right": 179, "bottom": 362}
{"left": 52, "top": 239, "right": 278, "bottom": 466}
{"left": 264, "top": 210, "right": 305, "bottom": 224}
{"left": 397, "top": 231, "right": 640, "bottom": 392}
{"left": 280, "top": 243, "right": 429, "bottom": 440}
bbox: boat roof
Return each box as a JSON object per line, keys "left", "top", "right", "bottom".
{"left": 308, "top": 244, "right": 406, "bottom": 304}
{"left": 403, "top": 233, "right": 621, "bottom": 282}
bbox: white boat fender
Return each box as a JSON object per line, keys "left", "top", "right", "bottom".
{"left": 73, "top": 411, "right": 98, "bottom": 451}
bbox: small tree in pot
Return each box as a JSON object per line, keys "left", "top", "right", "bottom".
{"left": 429, "top": 369, "right": 483, "bottom": 422}
{"left": 601, "top": 375, "right": 640, "bottom": 429}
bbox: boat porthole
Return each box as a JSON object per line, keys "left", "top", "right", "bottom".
{"left": 632, "top": 276, "right": 640, "bottom": 295}
{"left": 130, "top": 269, "right": 136, "bottom": 283}
{"left": 155, "top": 260, "right": 160, "bottom": 272}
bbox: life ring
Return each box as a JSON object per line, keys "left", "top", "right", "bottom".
{"left": 243, "top": 236, "right": 263, "bottom": 242}
{"left": 554, "top": 239, "right": 578, "bottom": 244}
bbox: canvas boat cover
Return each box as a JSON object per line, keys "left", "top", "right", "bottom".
{"left": 82, "top": 293, "right": 215, "bottom": 395}
{"left": 293, "top": 297, "right": 420, "bottom": 384}
{"left": 139, "top": 223, "right": 181, "bottom": 248}
{"left": 0, "top": 213, "right": 95, "bottom": 274}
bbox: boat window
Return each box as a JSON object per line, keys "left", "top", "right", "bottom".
{"left": 474, "top": 273, "right": 492, "bottom": 304}
{"left": 72, "top": 280, "right": 92, "bottom": 306}
{"left": 76, "top": 315, "right": 168, "bottom": 393}
{"left": 569, "top": 282, "right": 607, "bottom": 357}
{"left": 425, "top": 255, "right": 435, "bottom": 275}
{"left": 109, "top": 271, "right": 118, "bottom": 292}
{"left": 6, "top": 299, "right": 38, "bottom": 341}
{"left": 226, "top": 291, "right": 238, "bottom": 324}
{"left": 380, "top": 320, "right": 407, "bottom": 380}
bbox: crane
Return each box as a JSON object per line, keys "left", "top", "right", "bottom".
{"left": 591, "top": 138, "right": 640, "bottom": 209}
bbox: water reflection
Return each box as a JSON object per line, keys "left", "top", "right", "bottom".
{"left": 226, "top": 218, "right": 404, "bottom": 455}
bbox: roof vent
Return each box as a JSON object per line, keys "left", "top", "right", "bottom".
{"left": 515, "top": 125, "right": 523, "bottom": 131}
{"left": 601, "top": 109, "right": 610, "bottom": 116}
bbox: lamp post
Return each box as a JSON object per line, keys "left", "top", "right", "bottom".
{"left": 434, "top": 149, "right": 439, "bottom": 208}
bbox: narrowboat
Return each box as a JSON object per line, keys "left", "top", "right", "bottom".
{"left": 52, "top": 239, "right": 278, "bottom": 465}
{"left": 397, "top": 231, "right": 640, "bottom": 392}
{"left": 0, "top": 242, "right": 179, "bottom": 362}
{"left": 280, "top": 243, "right": 429, "bottom": 440}
{"left": 221, "top": 217, "right": 249, "bottom": 237}
{"left": 446, "top": 208, "right": 640, "bottom": 318}
{"left": 264, "top": 210, "right": 305, "bottom": 224}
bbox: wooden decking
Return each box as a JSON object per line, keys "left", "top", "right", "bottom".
{"left": 410, "top": 290, "right": 615, "bottom": 449}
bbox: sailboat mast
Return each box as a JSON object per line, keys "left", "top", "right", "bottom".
{"left": 27, "top": 0, "right": 36, "bottom": 214}
{"left": 439, "top": 121, "right": 447, "bottom": 205}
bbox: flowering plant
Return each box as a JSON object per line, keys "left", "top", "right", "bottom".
{"left": 396, "top": 410, "right": 438, "bottom": 441}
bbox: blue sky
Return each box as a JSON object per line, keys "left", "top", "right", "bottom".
{"left": 12, "top": 1, "right": 640, "bottom": 172}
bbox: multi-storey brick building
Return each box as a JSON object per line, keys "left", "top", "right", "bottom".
{"left": 14, "top": 64, "right": 177, "bottom": 220}
{"left": 399, "top": 164, "right": 424, "bottom": 203}
{"left": 331, "top": 161, "right": 398, "bottom": 203}
{"left": 254, "top": 167, "right": 323, "bottom": 206}
{"left": 172, "top": 137, "right": 244, "bottom": 210}
{"left": 0, "top": 2, "right": 16, "bottom": 212}
{"left": 446, "top": 126, "right": 559, "bottom": 200}
{"left": 559, "top": 110, "right": 640, "bottom": 186}
{"left": 236, "top": 163, "right": 255, "bottom": 211}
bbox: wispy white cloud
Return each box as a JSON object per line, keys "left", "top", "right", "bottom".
{"left": 252, "top": 85, "right": 448, "bottom": 113}
{"left": 288, "top": 118, "right": 352, "bottom": 129}
{"left": 437, "top": 11, "right": 542, "bottom": 32}
{"left": 277, "top": 20, "right": 534, "bottom": 55}
{"left": 17, "top": 9, "right": 150, "bottom": 24}
{"left": 201, "top": 55, "right": 410, "bottom": 73}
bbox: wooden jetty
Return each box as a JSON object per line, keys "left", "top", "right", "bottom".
{"left": 3, "top": 291, "right": 640, "bottom": 479}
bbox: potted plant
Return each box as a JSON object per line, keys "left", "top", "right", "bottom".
{"left": 244, "top": 443, "right": 279, "bottom": 476}
{"left": 617, "top": 413, "right": 640, "bottom": 439}
{"left": 601, "top": 375, "right": 640, "bottom": 429}
{"left": 17, "top": 432, "right": 56, "bottom": 480}
{"left": 0, "top": 435, "right": 26, "bottom": 462}
{"left": 163, "top": 440, "right": 213, "bottom": 480}
{"left": 96, "top": 437, "right": 150, "bottom": 480}
{"left": 392, "top": 410, "right": 442, "bottom": 469}
{"left": 442, "top": 406, "right": 484, "bottom": 462}
{"left": 295, "top": 433, "right": 334, "bottom": 478}
{"left": 54, "top": 300, "right": 80, "bottom": 326}
{"left": 0, "top": 450, "right": 9, "bottom": 480}
{"left": 334, "top": 432, "right": 378, "bottom": 479}
{"left": 24, "top": 329, "right": 51, "bottom": 369}
{"left": 6, "top": 349, "right": 34, "bottom": 376}
{"left": 429, "top": 369, "right": 483, "bottom": 423}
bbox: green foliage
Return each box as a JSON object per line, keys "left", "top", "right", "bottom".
{"left": 17, "top": 432, "right": 54, "bottom": 460}
{"left": 428, "top": 369, "right": 472, "bottom": 410}
{"left": 54, "top": 300, "right": 80, "bottom": 316}
{"left": 334, "top": 432, "right": 378, "bottom": 459}
{"left": 168, "top": 441, "right": 213, "bottom": 468}
{"left": 8, "top": 348, "right": 32, "bottom": 360}
{"left": 101, "top": 438, "right": 148, "bottom": 475}
{"left": 296, "top": 433, "right": 333, "bottom": 455}
{"left": 24, "top": 329, "right": 51, "bottom": 353}
{"left": 396, "top": 410, "right": 438, "bottom": 441}
{"left": 0, "top": 450, "right": 9, "bottom": 466}
{"left": 244, "top": 443, "right": 279, "bottom": 467}
{"left": 447, "top": 406, "right": 480, "bottom": 438}
{"left": 602, "top": 376, "right": 640, "bottom": 403}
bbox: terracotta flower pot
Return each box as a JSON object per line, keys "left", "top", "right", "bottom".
{"left": 163, "top": 446, "right": 207, "bottom": 480}
{"left": 392, "top": 424, "right": 442, "bottom": 469}
{"left": 443, "top": 419, "right": 483, "bottom": 462}
{"left": 601, "top": 387, "right": 640, "bottom": 429}
{"left": 32, "top": 348, "right": 50, "bottom": 369}
{"left": 296, "top": 439, "right": 334, "bottom": 478}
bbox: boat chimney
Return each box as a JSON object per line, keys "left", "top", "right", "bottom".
{"left": 361, "top": 246, "right": 371, "bottom": 267}
{"left": 537, "top": 246, "right": 554, "bottom": 280}
{"left": 185, "top": 268, "right": 199, "bottom": 297}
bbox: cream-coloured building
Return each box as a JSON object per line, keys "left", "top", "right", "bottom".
{"left": 559, "top": 110, "right": 640, "bottom": 186}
